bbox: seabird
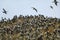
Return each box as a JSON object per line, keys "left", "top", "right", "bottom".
{"left": 38, "top": 35, "right": 43, "bottom": 40}
{"left": 32, "top": 7, "right": 37, "bottom": 12}
{"left": 3, "top": 8, "right": 7, "bottom": 14}
{"left": 50, "top": 6, "right": 53, "bottom": 9}
{"left": 53, "top": 0, "right": 58, "bottom": 6}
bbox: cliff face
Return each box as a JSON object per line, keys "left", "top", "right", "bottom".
{"left": 0, "top": 15, "right": 60, "bottom": 40}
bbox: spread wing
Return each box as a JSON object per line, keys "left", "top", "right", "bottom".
{"left": 55, "top": 2, "right": 58, "bottom": 6}
{"left": 3, "top": 8, "right": 7, "bottom": 14}
{"left": 53, "top": 0, "right": 58, "bottom": 6}
{"left": 50, "top": 6, "right": 53, "bottom": 9}
{"left": 32, "top": 7, "right": 37, "bottom": 12}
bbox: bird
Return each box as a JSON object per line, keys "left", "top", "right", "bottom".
{"left": 2, "top": 8, "right": 7, "bottom": 14}
{"left": 37, "top": 35, "right": 43, "bottom": 40}
{"left": 50, "top": 6, "right": 53, "bottom": 9}
{"left": 53, "top": 0, "right": 58, "bottom": 6}
{"left": 32, "top": 7, "right": 37, "bottom": 12}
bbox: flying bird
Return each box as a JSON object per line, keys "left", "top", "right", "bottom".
{"left": 32, "top": 7, "right": 37, "bottom": 12}
{"left": 2, "top": 8, "right": 7, "bottom": 14}
{"left": 50, "top": 6, "right": 53, "bottom": 9}
{"left": 53, "top": 0, "right": 58, "bottom": 6}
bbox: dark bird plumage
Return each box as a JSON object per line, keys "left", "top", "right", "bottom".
{"left": 3, "top": 8, "right": 7, "bottom": 14}
{"left": 53, "top": 0, "right": 58, "bottom": 6}
{"left": 50, "top": 6, "right": 53, "bottom": 9}
{"left": 32, "top": 7, "right": 37, "bottom": 12}
{"left": 38, "top": 35, "right": 43, "bottom": 40}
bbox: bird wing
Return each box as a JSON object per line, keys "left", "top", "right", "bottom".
{"left": 3, "top": 8, "right": 7, "bottom": 14}
{"left": 32, "top": 7, "right": 37, "bottom": 12}
{"left": 55, "top": 2, "right": 57, "bottom": 6}
{"left": 50, "top": 6, "right": 53, "bottom": 9}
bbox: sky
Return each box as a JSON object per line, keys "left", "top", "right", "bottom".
{"left": 0, "top": 0, "right": 60, "bottom": 20}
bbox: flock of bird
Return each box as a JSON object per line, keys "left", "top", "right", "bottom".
{"left": 2, "top": 0, "right": 59, "bottom": 14}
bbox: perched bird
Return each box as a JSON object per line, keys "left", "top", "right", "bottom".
{"left": 57, "top": 30, "right": 60, "bottom": 33}
{"left": 38, "top": 35, "right": 43, "bottom": 40}
{"left": 2, "top": 8, "right": 7, "bottom": 14}
{"left": 53, "top": 0, "right": 58, "bottom": 6}
{"left": 32, "top": 7, "right": 37, "bottom": 12}
{"left": 50, "top": 6, "right": 53, "bottom": 9}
